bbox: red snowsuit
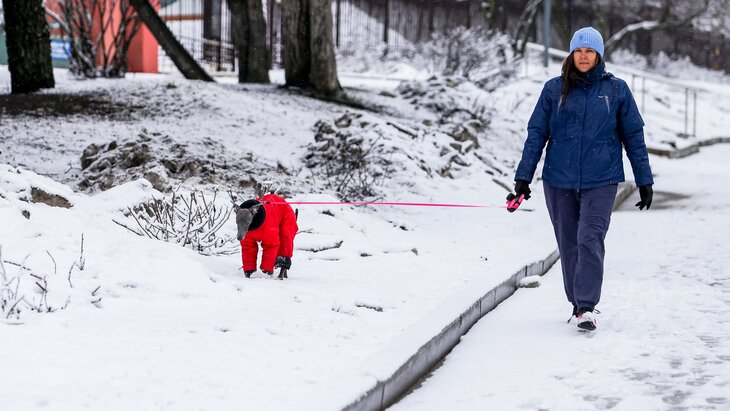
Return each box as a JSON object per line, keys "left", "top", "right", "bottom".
{"left": 240, "top": 194, "right": 298, "bottom": 272}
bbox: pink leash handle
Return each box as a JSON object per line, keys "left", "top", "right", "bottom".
{"left": 505, "top": 193, "right": 525, "bottom": 213}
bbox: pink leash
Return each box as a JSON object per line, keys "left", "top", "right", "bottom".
{"left": 262, "top": 200, "right": 530, "bottom": 211}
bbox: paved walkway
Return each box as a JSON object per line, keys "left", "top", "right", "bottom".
{"left": 392, "top": 145, "right": 730, "bottom": 410}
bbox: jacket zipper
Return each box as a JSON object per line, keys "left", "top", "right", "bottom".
{"left": 578, "top": 87, "right": 587, "bottom": 188}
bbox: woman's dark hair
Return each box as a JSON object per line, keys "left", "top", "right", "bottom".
{"left": 560, "top": 52, "right": 602, "bottom": 103}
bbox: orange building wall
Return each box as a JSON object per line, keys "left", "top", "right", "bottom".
{"left": 128, "top": 22, "right": 158, "bottom": 74}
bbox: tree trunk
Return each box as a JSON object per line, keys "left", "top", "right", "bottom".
{"left": 229, "top": 0, "right": 269, "bottom": 83}
{"left": 129, "top": 0, "right": 214, "bottom": 82}
{"left": 282, "top": 0, "right": 341, "bottom": 94}
{"left": 246, "top": 0, "right": 269, "bottom": 82}
{"left": 203, "top": 0, "right": 223, "bottom": 68}
{"left": 3, "top": 0, "right": 55, "bottom": 94}
{"left": 282, "top": 0, "right": 310, "bottom": 88}
{"left": 309, "top": 0, "right": 340, "bottom": 94}
{"left": 552, "top": 0, "right": 571, "bottom": 50}
{"left": 483, "top": 0, "right": 502, "bottom": 30}
{"left": 229, "top": 0, "right": 250, "bottom": 80}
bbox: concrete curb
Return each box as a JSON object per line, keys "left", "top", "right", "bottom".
{"left": 342, "top": 183, "right": 635, "bottom": 411}
{"left": 648, "top": 136, "right": 730, "bottom": 159}
{"left": 341, "top": 251, "right": 559, "bottom": 411}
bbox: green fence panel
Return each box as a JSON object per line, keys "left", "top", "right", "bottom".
{"left": 0, "top": 34, "right": 69, "bottom": 68}
{"left": 0, "top": 33, "right": 7, "bottom": 65}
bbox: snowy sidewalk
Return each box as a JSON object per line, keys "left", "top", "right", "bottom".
{"left": 392, "top": 145, "right": 730, "bottom": 410}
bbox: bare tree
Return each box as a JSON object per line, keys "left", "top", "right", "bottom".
{"left": 228, "top": 0, "right": 269, "bottom": 83}
{"left": 603, "top": 0, "right": 713, "bottom": 55}
{"left": 511, "top": 0, "right": 542, "bottom": 55}
{"left": 130, "top": 0, "right": 214, "bottom": 81}
{"left": 496, "top": 0, "right": 727, "bottom": 61}
{"left": 46, "top": 0, "right": 143, "bottom": 78}
{"left": 282, "top": 0, "right": 341, "bottom": 95}
{"left": 2, "top": 0, "right": 55, "bottom": 94}
{"left": 704, "top": 0, "right": 730, "bottom": 37}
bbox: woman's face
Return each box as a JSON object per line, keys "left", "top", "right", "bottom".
{"left": 573, "top": 47, "right": 598, "bottom": 73}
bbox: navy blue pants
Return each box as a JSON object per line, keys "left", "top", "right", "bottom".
{"left": 543, "top": 182, "right": 617, "bottom": 311}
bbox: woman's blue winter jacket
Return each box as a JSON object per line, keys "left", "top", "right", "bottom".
{"left": 515, "top": 62, "right": 654, "bottom": 189}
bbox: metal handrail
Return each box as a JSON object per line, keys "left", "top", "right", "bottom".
{"left": 523, "top": 42, "right": 714, "bottom": 138}
{"left": 525, "top": 42, "right": 710, "bottom": 93}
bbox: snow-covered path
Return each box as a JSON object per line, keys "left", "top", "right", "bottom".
{"left": 392, "top": 145, "right": 730, "bottom": 411}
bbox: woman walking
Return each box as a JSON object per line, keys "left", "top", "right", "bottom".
{"left": 514, "top": 27, "right": 654, "bottom": 331}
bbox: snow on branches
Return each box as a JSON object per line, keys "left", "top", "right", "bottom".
{"left": 114, "top": 187, "right": 238, "bottom": 256}
{"left": 0, "top": 242, "right": 99, "bottom": 324}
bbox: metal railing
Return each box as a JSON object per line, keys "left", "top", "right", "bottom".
{"left": 157, "top": 34, "right": 235, "bottom": 74}
{"left": 524, "top": 42, "right": 706, "bottom": 139}
{"left": 156, "top": 0, "right": 482, "bottom": 73}
{"left": 158, "top": 0, "right": 236, "bottom": 73}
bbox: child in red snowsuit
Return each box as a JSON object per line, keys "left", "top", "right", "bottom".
{"left": 238, "top": 193, "right": 298, "bottom": 276}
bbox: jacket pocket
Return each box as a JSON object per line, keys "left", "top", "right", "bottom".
{"left": 597, "top": 95, "right": 611, "bottom": 114}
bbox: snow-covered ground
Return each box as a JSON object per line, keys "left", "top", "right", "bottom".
{"left": 1, "top": 45, "right": 729, "bottom": 410}
{"left": 393, "top": 144, "right": 730, "bottom": 411}
{"left": 1, "top": 62, "right": 553, "bottom": 410}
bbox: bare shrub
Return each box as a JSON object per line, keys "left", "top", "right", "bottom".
{"left": 1, "top": 245, "right": 98, "bottom": 322}
{"left": 304, "top": 112, "right": 395, "bottom": 201}
{"left": 397, "top": 78, "right": 493, "bottom": 156}
{"left": 336, "top": 27, "right": 519, "bottom": 92}
{"left": 251, "top": 181, "right": 290, "bottom": 199}
{"left": 45, "top": 0, "right": 147, "bottom": 78}
{"left": 422, "top": 27, "right": 519, "bottom": 91}
{"left": 114, "top": 187, "right": 237, "bottom": 255}
{"left": 0, "top": 246, "right": 23, "bottom": 320}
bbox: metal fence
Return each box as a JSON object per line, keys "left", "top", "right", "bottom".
{"left": 159, "top": 0, "right": 235, "bottom": 72}
{"left": 332, "top": 0, "right": 481, "bottom": 49}
{"left": 157, "top": 0, "right": 482, "bottom": 73}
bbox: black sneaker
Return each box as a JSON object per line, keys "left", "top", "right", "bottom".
{"left": 576, "top": 310, "right": 597, "bottom": 331}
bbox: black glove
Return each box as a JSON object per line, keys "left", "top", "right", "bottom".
{"left": 513, "top": 180, "right": 532, "bottom": 200}
{"left": 275, "top": 256, "right": 292, "bottom": 270}
{"left": 244, "top": 270, "right": 255, "bottom": 278}
{"left": 635, "top": 185, "right": 653, "bottom": 210}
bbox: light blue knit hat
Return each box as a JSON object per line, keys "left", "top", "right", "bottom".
{"left": 570, "top": 27, "right": 604, "bottom": 57}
